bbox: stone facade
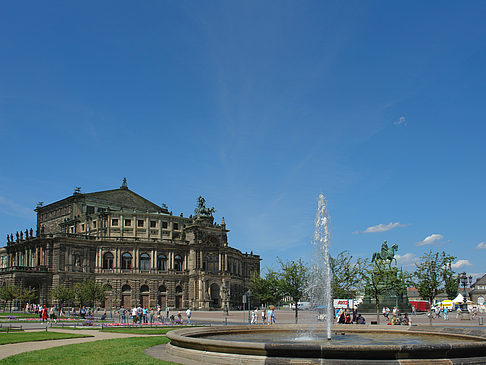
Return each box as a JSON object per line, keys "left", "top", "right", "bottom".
{"left": 470, "top": 274, "right": 486, "bottom": 305}
{"left": 0, "top": 182, "right": 260, "bottom": 310}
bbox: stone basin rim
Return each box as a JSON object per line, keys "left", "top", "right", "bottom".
{"left": 166, "top": 324, "right": 486, "bottom": 361}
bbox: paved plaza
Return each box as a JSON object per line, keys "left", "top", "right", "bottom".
{"left": 1, "top": 309, "right": 484, "bottom": 362}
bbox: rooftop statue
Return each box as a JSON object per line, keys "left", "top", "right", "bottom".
{"left": 372, "top": 240, "right": 398, "bottom": 264}
{"left": 194, "top": 196, "right": 215, "bottom": 216}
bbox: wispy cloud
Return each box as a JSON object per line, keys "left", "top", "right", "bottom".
{"left": 362, "top": 222, "right": 407, "bottom": 233}
{"left": 415, "top": 233, "right": 444, "bottom": 246}
{"left": 451, "top": 259, "right": 472, "bottom": 269}
{"left": 394, "top": 116, "right": 407, "bottom": 126}
{"left": 0, "top": 196, "right": 33, "bottom": 218}
{"left": 396, "top": 253, "right": 418, "bottom": 267}
{"left": 477, "top": 242, "right": 486, "bottom": 249}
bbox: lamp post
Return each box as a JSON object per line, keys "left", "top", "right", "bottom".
{"left": 222, "top": 286, "right": 230, "bottom": 325}
{"left": 459, "top": 272, "right": 473, "bottom": 312}
{"left": 247, "top": 290, "right": 252, "bottom": 324}
{"left": 165, "top": 293, "right": 169, "bottom": 322}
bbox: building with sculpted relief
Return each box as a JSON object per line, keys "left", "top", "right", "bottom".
{"left": 0, "top": 179, "right": 260, "bottom": 310}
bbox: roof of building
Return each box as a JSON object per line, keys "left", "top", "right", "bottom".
{"left": 38, "top": 179, "right": 168, "bottom": 213}
{"left": 473, "top": 273, "right": 486, "bottom": 287}
{"left": 82, "top": 188, "right": 166, "bottom": 213}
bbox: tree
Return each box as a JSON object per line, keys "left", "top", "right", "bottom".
{"left": 278, "top": 258, "right": 308, "bottom": 323}
{"left": 414, "top": 250, "right": 456, "bottom": 325}
{"left": 17, "top": 287, "right": 37, "bottom": 309}
{"left": 363, "top": 258, "right": 392, "bottom": 324}
{"left": 51, "top": 284, "right": 75, "bottom": 308}
{"left": 249, "top": 269, "right": 284, "bottom": 308}
{"left": 330, "top": 251, "right": 368, "bottom": 298}
{"left": 73, "top": 280, "right": 107, "bottom": 308}
{"left": 0, "top": 285, "right": 20, "bottom": 312}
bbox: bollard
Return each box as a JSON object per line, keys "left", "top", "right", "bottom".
{"left": 479, "top": 317, "right": 483, "bottom": 325}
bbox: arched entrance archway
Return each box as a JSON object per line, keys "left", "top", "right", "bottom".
{"left": 104, "top": 284, "right": 113, "bottom": 309}
{"left": 158, "top": 285, "right": 167, "bottom": 310}
{"left": 209, "top": 283, "right": 220, "bottom": 309}
{"left": 140, "top": 285, "right": 149, "bottom": 308}
{"left": 175, "top": 286, "right": 183, "bottom": 309}
{"left": 121, "top": 284, "right": 131, "bottom": 308}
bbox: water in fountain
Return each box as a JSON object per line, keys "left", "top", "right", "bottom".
{"left": 306, "top": 194, "right": 333, "bottom": 340}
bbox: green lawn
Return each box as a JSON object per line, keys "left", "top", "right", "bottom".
{"left": 0, "top": 331, "right": 92, "bottom": 345}
{"left": 0, "top": 337, "right": 177, "bottom": 365}
{"left": 0, "top": 312, "right": 40, "bottom": 319}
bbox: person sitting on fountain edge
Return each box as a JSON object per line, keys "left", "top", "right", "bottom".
{"left": 356, "top": 314, "right": 366, "bottom": 324}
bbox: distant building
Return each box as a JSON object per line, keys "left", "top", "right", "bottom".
{"left": 470, "top": 274, "right": 486, "bottom": 306}
{"left": 0, "top": 180, "right": 260, "bottom": 310}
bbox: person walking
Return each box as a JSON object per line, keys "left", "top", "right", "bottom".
{"left": 443, "top": 307, "right": 449, "bottom": 320}
{"left": 41, "top": 305, "right": 48, "bottom": 323}
{"left": 186, "top": 308, "right": 192, "bottom": 325}
{"left": 142, "top": 306, "right": 148, "bottom": 324}
{"left": 251, "top": 309, "right": 257, "bottom": 324}
{"left": 119, "top": 306, "right": 127, "bottom": 324}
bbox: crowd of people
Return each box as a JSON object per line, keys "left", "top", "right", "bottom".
{"left": 249, "top": 308, "right": 276, "bottom": 325}
{"left": 335, "top": 308, "right": 366, "bottom": 324}
{"left": 116, "top": 305, "right": 192, "bottom": 325}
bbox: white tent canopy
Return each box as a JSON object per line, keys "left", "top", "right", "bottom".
{"left": 452, "top": 293, "right": 464, "bottom": 303}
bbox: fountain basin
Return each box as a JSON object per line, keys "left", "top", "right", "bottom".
{"left": 160, "top": 324, "right": 486, "bottom": 364}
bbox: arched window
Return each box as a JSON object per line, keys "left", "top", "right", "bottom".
{"left": 174, "top": 255, "right": 183, "bottom": 271}
{"left": 158, "top": 285, "right": 166, "bottom": 293}
{"left": 102, "top": 252, "right": 114, "bottom": 269}
{"left": 175, "top": 286, "right": 183, "bottom": 293}
{"left": 121, "top": 252, "right": 132, "bottom": 269}
{"left": 139, "top": 253, "right": 150, "bottom": 271}
{"left": 157, "top": 254, "right": 167, "bottom": 271}
{"left": 122, "top": 284, "right": 131, "bottom": 292}
{"left": 140, "top": 285, "right": 149, "bottom": 293}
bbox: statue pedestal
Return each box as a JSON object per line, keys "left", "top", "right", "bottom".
{"left": 358, "top": 291, "right": 411, "bottom": 314}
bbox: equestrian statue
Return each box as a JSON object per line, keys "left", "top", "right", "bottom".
{"left": 372, "top": 241, "right": 398, "bottom": 264}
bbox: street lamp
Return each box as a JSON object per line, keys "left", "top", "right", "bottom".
{"left": 222, "top": 286, "right": 230, "bottom": 324}
{"left": 247, "top": 290, "right": 252, "bottom": 324}
{"left": 459, "top": 272, "right": 473, "bottom": 312}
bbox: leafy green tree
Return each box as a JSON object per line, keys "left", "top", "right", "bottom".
{"left": 278, "top": 258, "right": 308, "bottom": 323}
{"left": 51, "top": 284, "right": 75, "bottom": 308}
{"left": 17, "top": 287, "right": 38, "bottom": 309}
{"left": 414, "top": 250, "right": 456, "bottom": 325}
{"left": 443, "top": 262, "right": 459, "bottom": 300}
{"left": 330, "top": 251, "right": 368, "bottom": 298}
{"left": 249, "top": 269, "right": 284, "bottom": 308}
{"left": 0, "top": 285, "right": 20, "bottom": 312}
{"left": 73, "top": 279, "right": 107, "bottom": 308}
{"left": 363, "top": 258, "right": 393, "bottom": 324}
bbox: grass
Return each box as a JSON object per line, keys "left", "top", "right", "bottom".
{"left": 0, "top": 312, "right": 39, "bottom": 319}
{"left": 0, "top": 331, "right": 92, "bottom": 345}
{"left": 0, "top": 336, "right": 177, "bottom": 364}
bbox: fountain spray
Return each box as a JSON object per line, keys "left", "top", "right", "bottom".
{"left": 309, "top": 194, "right": 333, "bottom": 340}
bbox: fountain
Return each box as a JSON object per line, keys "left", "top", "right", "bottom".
{"left": 151, "top": 195, "right": 486, "bottom": 364}
{"left": 306, "top": 193, "right": 333, "bottom": 340}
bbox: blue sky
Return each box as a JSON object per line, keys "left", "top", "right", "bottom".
{"left": 1, "top": 1, "right": 485, "bottom": 279}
